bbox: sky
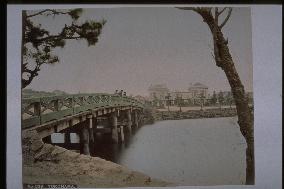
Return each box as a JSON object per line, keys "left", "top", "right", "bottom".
{"left": 26, "top": 7, "right": 253, "bottom": 96}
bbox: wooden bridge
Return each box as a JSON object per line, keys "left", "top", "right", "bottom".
{"left": 22, "top": 93, "right": 145, "bottom": 155}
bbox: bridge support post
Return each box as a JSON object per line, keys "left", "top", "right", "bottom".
{"left": 120, "top": 126, "right": 125, "bottom": 143}
{"left": 64, "top": 132, "right": 71, "bottom": 145}
{"left": 133, "top": 111, "right": 138, "bottom": 129}
{"left": 88, "top": 115, "right": 95, "bottom": 154}
{"left": 111, "top": 112, "right": 119, "bottom": 143}
{"left": 81, "top": 124, "right": 90, "bottom": 155}
{"left": 138, "top": 113, "right": 143, "bottom": 126}
{"left": 126, "top": 109, "right": 132, "bottom": 134}
{"left": 92, "top": 116, "right": 97, "bottom": 140}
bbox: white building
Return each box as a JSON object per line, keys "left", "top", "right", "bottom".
{"left": 148, "top": 84, "right": 170, "bottom": 107}
{"left": 148, "top": 82, "right": 209, "bottom": 106}
{"left": 188, "top": 82, "right": 209, "bottom": 98}
{"left": 148, "top": 84, "right": 170, "bottom": 100}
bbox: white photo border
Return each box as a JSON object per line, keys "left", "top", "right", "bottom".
{"left": 7, "top": 4, "right": 282, "bottom": 189}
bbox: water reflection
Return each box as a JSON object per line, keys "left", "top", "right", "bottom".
{"left": 91, "top": 128, "right": 137, "bottom": 162}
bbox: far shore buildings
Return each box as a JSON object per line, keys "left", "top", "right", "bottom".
{"left": 148, "top": 84, "right": 171, "bottom": 107}
{"left": 148, "top": 84, "right": 169, "bottom": 100}
{"left": 172, "top": 82, "right": 209, "bottom": 99}
{"left": 148, "top": 83, "right": 209, "bottom": 107}
{"left": 148, "top": 83, "right": 253, "bottom": 108}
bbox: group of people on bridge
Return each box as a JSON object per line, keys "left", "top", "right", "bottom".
{"left": 114, "top": 90, "right": 127, "bottom": 97}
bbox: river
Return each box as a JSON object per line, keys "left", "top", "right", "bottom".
{"left": 51, "top": 117, "right": 246, "bottom": 186}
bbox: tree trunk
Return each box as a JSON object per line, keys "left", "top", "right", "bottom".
{"left": 197, "top": 9, "right": 254, "bottom": 184}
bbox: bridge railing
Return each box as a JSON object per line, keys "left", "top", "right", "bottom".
{"left": 22, "top": 93, "right": 144, "bottom": 129}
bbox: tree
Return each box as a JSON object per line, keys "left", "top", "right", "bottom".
{"left": 22, "top": 9, "right": 106, "bottom": 88}
{"left": 200, "top": 93, "right": 206, "bottom": 110}
{"left": 178, "top": 7, "right": 254, "bottom": 184}
{"left": 211, "top": 90, "right": 217, "bottom": 105}
{"left": 175, "top": 95, "right": 182, "bottom": 112}
{"left": 225, "top": 92, "right": 234, "bottom": 108}
{"left": 218, "top": 90, "right": 224, "bottom": 109}
{"left": 165, "top": 93, "right": 171, "bottom": 112}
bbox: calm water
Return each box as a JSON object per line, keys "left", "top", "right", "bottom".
{"left": 51, "top": 117, "right": 246, "bottom": 186}
{"left": 118, "top": 117, "right": 246, "bottom": 185}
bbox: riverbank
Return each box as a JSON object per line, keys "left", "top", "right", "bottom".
{"left": 155, "top": 108, "right": 238, "bottom": 121}
{"left": 22, "top": 130, "right": 174, "bottom": 188}
{"left": 142, "top": 107, "right": 242, "bottom": 124}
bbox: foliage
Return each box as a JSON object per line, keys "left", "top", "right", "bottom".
{"left": 224, "top": 92, "right": 234, "bottom": 105}
{"left": 22, "top": 9, "right": 106, "bottom": 88}
{"left": 217, "top": 91, "right": 224, "bottom": 104}
{"left": 211, "top": 91, "right": 217, "bottom": 104}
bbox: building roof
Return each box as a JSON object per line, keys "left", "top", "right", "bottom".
{"left": 189, "top": 82, "right": 208, "bottom": 89}
{"left": 172, "top": 91, "right": 192, "bottom": 94}
{"left": 148, "top": 84, "right": 169, "bottom": 92}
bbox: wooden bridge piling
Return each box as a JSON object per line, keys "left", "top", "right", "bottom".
{"left": 119, "top": 126, "right": 125, "bottom": 143}
{"left": 92, "top": 117, "right": 97, "bottom": 136}
{"left": 133, "top": 111, "right": 139, "bottom": 129}
{"left": 126, "top": 109, "right": 132, "bottom": 134}
{"left": 81, "top": 124, "right": 90, "bottom": 155}
{"left": 64, "top": 132, "right": 71, "bottom": 145}
{"left": 111, "top": 112, "right": 119, "bottom": 144}
{"left": 88, "top": 115, "right": 95, "bottom": 144}
{"left": 87, "top": 115, "right": 95, "bottom": 154}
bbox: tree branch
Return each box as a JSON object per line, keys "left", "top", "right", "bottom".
{"left": 219, "top": 8, "right": 232, "bottom": 28}
{"left": 214, "top": 8, "right": 219, "bottom": 24}
{"left": 22, "top": 8, "right": 104, "bottom": 88}
{"left": 38, "top": 35, "right": 82, "bottom": 42}
{"left": 217, "top": 7, "right": 227, "bottom": 16}
{"left": 26, "top": 9, "right": 68, "bottom": 18}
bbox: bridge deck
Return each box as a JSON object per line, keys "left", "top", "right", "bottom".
{"left": 22, "top": 93, "right": 144, "bottom": 129}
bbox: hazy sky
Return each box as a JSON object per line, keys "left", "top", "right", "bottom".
{"left": 27, "top": 7, "right": 253, "bottom": 96}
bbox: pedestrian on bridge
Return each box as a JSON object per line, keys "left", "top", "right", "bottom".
{"left": 119, "top": 90, "right": 123, "bottom": 96}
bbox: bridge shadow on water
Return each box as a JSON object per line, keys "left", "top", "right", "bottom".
{"left": 90, "top": 132, "right": 133, "bottom": 162}
{"left": 45, "top": 127, "right": 140, "bottom": 164}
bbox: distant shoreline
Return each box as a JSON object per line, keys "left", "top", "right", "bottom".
{"left": 155, "top": 108, "right": 238, "bottom": 121}
{"left": 143, "top": 107, "right": 253, "bottom": 124}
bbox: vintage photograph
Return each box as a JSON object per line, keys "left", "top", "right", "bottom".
{"left": 21, "top": 7, "right": 254, "bottom": 188}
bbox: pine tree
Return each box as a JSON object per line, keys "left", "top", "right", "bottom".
{"left": 22, "top": 9, "right": 106, "bottom": 88}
